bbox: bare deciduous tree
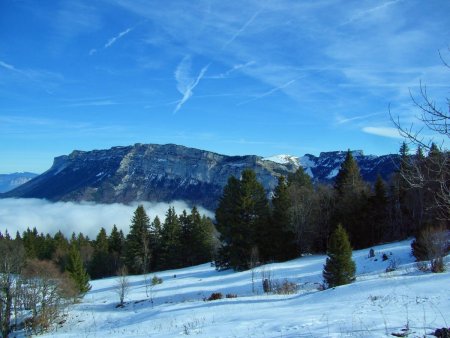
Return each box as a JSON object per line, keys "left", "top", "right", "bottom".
{"left": 116, "top": 266, "right": 129, "bottom": 308}
{"left": 21, "top": 259, "right": 77, "bottom": 334}
{"left": 0, "top": 238, "right": 25, "bottom": 337}
{"left": 390, "top": 50, "right": 450, "bottom": 221}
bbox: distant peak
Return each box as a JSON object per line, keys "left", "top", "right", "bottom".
{"left": 262, "top": 154, "right": 300, "bottom": 166}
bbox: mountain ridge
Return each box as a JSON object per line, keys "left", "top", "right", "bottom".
{"left": 0, "top": 172, "right": 38, "bottom": 193}
{"left": 1, "top": 143, "right": 399, "bottom": 209}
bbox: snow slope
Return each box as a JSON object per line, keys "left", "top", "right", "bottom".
{"left": 42, "top": 240, "right": 449, "bottom": 337}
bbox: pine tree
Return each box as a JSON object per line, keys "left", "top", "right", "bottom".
{"left": 287, "top": 167, "right": 317, "bottom": 255}
{"left": 187, "top": 207, "right": 214, "bottom": 265}
{"left": 323, "top": 224, "right": 356, "bottom": 288}
{"left": 333, "top": 150, "right": 369, "bottom": 248}
{"left": 288, "top": 166, "right": 313, "bottom": 190}
{"left": 271, "top": 176, "right": 296, "bottom": 261}
{"left": 215, "top": 176, "right": 242, "bottom": 270}
{"left": 66, "top": 246, "right": 91, "bottom": 295}
{"left": 159, "top": 207, "right": 182, "bottom": 269}
{"left": 149, "top": 216, "right": 162, "bottom": 270}
{"left": 179, "top": 207, "right": 214, "bottom": 266}
{"left": 125, "top": 205, "right": 151, "bottom": 274}
{"left": 109, "top": 225, "right": 124, "bottom": 274}
{"left": 89, "top": 228, "right": 112, "bottom": 279}
{"left": 215, "top": 170, "right": 270, "bottom": 270}
{"left": 240, "top": 170, "right": 271, "bottom": 262}
{"left": 367, "top": 175, "right": 389, "bottom": 246}
{"left": 334, "top": 150, "right": 365, "bottom": 195}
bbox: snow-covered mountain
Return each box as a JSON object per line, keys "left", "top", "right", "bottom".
{"left": 262, "top": 154, "right": 300, "bottom": 166}
{"left": 0, "top": 172, "right": 38, "bottom": 193}
{"left": 2, "top": 145, "right": 399, "bottom": 209}
{"left": 264, "top": 150, "right": 399, "bottom": 183}
{"left": 37, "top": 239, "right": 449, "bottom": 338}
{"left": 299, "top": 150, "right": 399, "bottom": 183}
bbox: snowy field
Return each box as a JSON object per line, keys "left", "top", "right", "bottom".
{"left": 41, "top": 240, "right": 449, "bottom": 338}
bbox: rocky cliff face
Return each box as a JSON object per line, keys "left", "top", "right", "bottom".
{"left": 2, "top": 144, "right": 399, "bottom": 209}
{"left": 2, "top": 144, "right": 299, "bottom": 209}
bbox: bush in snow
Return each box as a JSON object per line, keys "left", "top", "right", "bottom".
{"left": 206, "top": 292, "right": 223, "bottom": 301}
{"left": 272, "top": 279, "right": 298, "bottom": 295}
{"left": 151, "top": 275, "right": 163, "bottom": 285}
{"left": 411, "top": 225, "right": 449, "bottom": 273}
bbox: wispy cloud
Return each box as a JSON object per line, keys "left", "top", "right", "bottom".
{"left": 340, "top": 0, "right": 402, "bottom": 27}
{"left": 105, "top": 27, "right": 134, "bottom": 48}
{"left": 174, "top": 55, "right": 209, "bottom": 113}
{"left": 66, "top": 100, "right": 117, "bottom": 107}
{"left": 209, "top": 61, "right": 255, "bottom": 79}
{"left": 0, "top": 60, "right": 17, "bottom": 72}
{"left": 89, "top": 25, "right": 135, "bottom": 55}
{"left": 222, "top": 9, "right": 261, "bottom": 50}
{"left": 362, "top": 126, "right": 403, "bottom": 139}
{"left": 0, "top": 59, "right": 62, "bottom": 94}
{"left": 237, "top": 79, "right": 296, "bottom": 106}
{"left": 336, "top": 112, "right": 383, "bottom": 125}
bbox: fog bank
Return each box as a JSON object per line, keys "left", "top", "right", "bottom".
{"left": 0, "top": 198, "right": 213, "bottom": 238}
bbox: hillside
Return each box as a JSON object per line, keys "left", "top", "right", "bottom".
{"left": 39, "top": 240, "right": 449, "bottom": 338}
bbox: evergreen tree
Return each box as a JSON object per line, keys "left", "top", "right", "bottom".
{"left": 109, "top": 225, "right": 124, "bottom": 274}
{"left": 333, "top": 150, "right": 369, "bottom": 248}
{"left": 109, "top": 225, "right": 123, "bottom": 255}
{"left": 125, "top": 205, "right": 151, "bottom": 274}
{"left": 334, "top": 150, "right": 365, "bottom": 195}
{"left": 215, "top": 176, "right": 242, "bottom": 270}
{"left": 53, "top": 230, "right": 70, "bottom": 271}
{"left": 287, "top": 167, "right": 317, "bottom": 255}
{"left": 394, "top": 141, "right": 414, "bottom": 236}
{"left": 367, "top": 175, "right": 389, "bottom": 245}
{"left": 186, "top": 207, "right": 214, "bottom": 265}
{"left": 271, "top": 176, "right": 296, "bottom": 261}
{"left": 149, "top": 216, "right": 162, "bottom": 270}
{"left": 159, "top": 207, "right": 182, "bottom": 269}
{"left": 89, "top": 228, "right": 112, "bottom": 279}
{"left": 240, "top": 170, "right": 271, "bottom": 262}
{"left": 323, "top": 224, "right": 356, "bottom": 288}
{"left": 66, "top": 246, "right": 91, "bottom": 295}
{"left": 288, "top": 166, "right": 313, "bottom": 190}
{"left": 215, "top": 170, "right": 270, "bottom": 270}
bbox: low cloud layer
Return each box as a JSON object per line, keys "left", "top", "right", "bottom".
{"left": 0, "top": 198, "right": 213, "bottom": 238}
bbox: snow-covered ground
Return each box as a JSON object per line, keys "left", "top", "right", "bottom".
{"left": 42, "top": 240, "right": 449, "bottom": 337}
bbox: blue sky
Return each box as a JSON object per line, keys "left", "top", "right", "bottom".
{"left": 1, "top": 0, "right": 449, "bottom": 173}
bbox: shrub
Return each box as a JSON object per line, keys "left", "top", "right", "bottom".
{"left": 385, "top": 258, "right": 398, "bottom": 273}
{"left": 431, "top": 257, "right": 445, "bottom": 273}
{"left": 151, "top": 275, "right": 163, "bottom": 285}
{"left": 272, "top": 279, "right": 298, "bottom": 295}
{"left": 206, "top": 292, "right": 223, "bottom": 301}
{"left": 412, "top": 226, "right": 449, "bottom": 273}
{"left": 262, "top": 278, "right": 272, "bottom": 293}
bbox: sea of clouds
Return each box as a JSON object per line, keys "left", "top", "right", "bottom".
{"left": 0, "top": 198, "right": 213, "bottom": 238}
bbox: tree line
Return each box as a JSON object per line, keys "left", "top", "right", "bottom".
{"left": 0, "top": 206, "right": 215, "bottom": 336}
{"left": 214, "top": 144, "right": 449, "bottom": 271}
